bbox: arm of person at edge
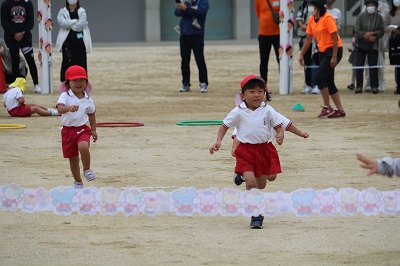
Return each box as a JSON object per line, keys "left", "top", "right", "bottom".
{"left": 210, "top": 125, "right": 228, "bottom": 154}
{"left": 88, "top": 112, "right": 98, "bottom": 143}
{"left": 356, "top": 154, "right": 400, "bottom": 177}
{"left": 175, "top": 1, "right": 208, "bottom": 17}
{"left": 298, "top": 34, "right": 313, "bottom": 66}
{"left": 330, "top": 31, "right": 338, "bottom": 68}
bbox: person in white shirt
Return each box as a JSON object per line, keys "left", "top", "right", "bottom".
{"left": 56, "top": 65, "right": 97, "bottom": 189}
{"left": 326, "top": 0, "right": 341, "bottom": 30}
{"left": 2, "top": 77, "right": 58, "bottom": 117}
{"left": 209, "top": 74, "right": 284, "bottom": 229}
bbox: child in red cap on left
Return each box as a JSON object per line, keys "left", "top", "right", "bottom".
{"left": 56, "top": 65, "right": 97, "bottom": 189}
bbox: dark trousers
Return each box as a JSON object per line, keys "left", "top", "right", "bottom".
{"left": 9, "top": 47, "right": 38, "bottom": 85}
{"left": 179, "top": 35, "right": 208, "bottom": 86}
{"left": 315, "top": 47, "right": 343, "bottom": 95}
{"left": 395, "top": 66, "right": 400, "bottom": 93}
{"left": 300, "top": 37, "right": 313, "bottom": 87}
{"left": 258, "top": 35, "right": 280, "bottom": 84}
{"left": 355, "top": 49, "right": 379, "bottom": 89}
{"left": 60, "top": 39, "right": 87, "bottom": 82}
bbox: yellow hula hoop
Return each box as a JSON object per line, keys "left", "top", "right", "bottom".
{"left": 0, "top": 124, "right": 26, "bottom": 130}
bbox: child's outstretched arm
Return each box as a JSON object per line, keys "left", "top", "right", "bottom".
{"left": 356, "top": 154, "right": 400, "bottom": 177}
{"left": 287, "top": 124, "right": 309, "bottom": 138}
{"left": 210, "top": 125, "right": 228, "bottom": 154}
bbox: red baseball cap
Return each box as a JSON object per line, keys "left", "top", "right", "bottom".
{"left": 240, "top": 74, "right": 268, "bottom": 92}
{"left": 58, "top": 65, "right": 92, "bottom": 94}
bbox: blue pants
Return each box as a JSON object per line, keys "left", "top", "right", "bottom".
{"left": 179, "top": 35, "right": 208, "bottom": 86}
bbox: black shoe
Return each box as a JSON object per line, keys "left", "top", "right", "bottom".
{"left": 395, "top": 89, "right": 400, "bottom": 95}
{"left": 372, "top": 87, "right": 379, "bottom": 94}
{"left": 250, "top": 215, "right": 264, "bottom": 229}
{"left": 233, "top": 174, "right": 245, "bottom": 186}
{"left": 355, "top": 87, "right": 363, "bottom": 94}
{"left": 347, "top": 83, "right": 355, "bottom": 90}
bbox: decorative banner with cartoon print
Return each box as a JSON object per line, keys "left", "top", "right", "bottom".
{"left": 37, "top": 0, "right": 53, "bottom": 94}
{"left": 279, "top": 0, "right": 294, "bottom": 95}
{"left": 1, "top": 184, "right": 399, "bottom": 217}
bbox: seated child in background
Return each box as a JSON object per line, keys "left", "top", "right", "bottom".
{"left": 174, "top": 0, "right": 201, "bottom": 35}
{"left": 232, "top": 86, "right": 309, "bottom": 185}
{"left": 2, "top": 78, "right": 59, "bottom": 117}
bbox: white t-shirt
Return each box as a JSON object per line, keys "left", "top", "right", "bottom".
{"left": 327, "top": 8, "right": 341, "bottom": 30}
{"left": 223, "top": 102, "right": 283, "bottom": 144}
{"left": 57, "top": 89, "right": 95, "bottom": 127}
{"left": 2, "top": 87, "right": 23, "bottom": 111}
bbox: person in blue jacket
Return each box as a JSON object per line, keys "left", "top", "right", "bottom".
{"left": 175, "top": 0, "right": 209, "bottom": 93}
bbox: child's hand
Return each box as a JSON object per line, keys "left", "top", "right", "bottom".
{"left": 92, "top": 130, "right": 98, "bottom": 143}
{"left": 275, "top": 132, "right": 284, "bottom": 145}
{"left": 299, "top": 131, "right": 309, "bottom": 138}
{"left": 69, "top": 105, "right": 79, "bottom": 112}
{"left": 356, "top": 154, "right": 378, "bottom": 176}
{"left": 231, "top": 147, "right": 236, "bottom": 157}
{"left": 210, "top": 142, "right": 221, "bottom": 154}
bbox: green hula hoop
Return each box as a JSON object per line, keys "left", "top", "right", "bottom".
{"left": 176, "top": 120, "right": 223, "bottom": 126}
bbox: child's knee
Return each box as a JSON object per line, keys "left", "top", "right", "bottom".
{"left": 267, "top": 174, "right": 277, "bottom": 181}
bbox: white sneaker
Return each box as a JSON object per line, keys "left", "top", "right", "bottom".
{"left": 378, "top": 85, "right": 385, "bottom": 92}
{"left": 364, "top": 86, "right": 372, "bottom": 93}
{"left": 311, "top": 85, "right": 320, "bottom": 94}
{"left": 301, "top": 85, "right": 313, "bottom": 94}
{"left": 34, "top": 85, "right": 42, "bottom": 94}
{"left": 174, "top": 25, "right": 181, "bottom": 35}
{"left": 200, "top": 83, "right": 208, "bottom": 93}
{"left": 73, "top": 182, "right": 83, "bottom": 189}
{"left": 47, "top": 108, "right": 60, "bottom": 116}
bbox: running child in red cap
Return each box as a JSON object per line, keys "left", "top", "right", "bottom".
{"left": 56, "top": 65, "right": 97, "bottom": 189}
{"left": 209, "top": 74, "right": 284, "bottom": 229}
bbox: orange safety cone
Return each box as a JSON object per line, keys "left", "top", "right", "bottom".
{"left": 0, "top": 54, "right": 7, "bottom": 93}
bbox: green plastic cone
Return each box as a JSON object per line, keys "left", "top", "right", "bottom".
{"left": 291, "top": 103, "right": 305, "bottom": 111}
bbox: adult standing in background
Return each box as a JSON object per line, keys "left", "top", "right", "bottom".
{"left": 1, "top": 38, "right": 27, "bottom": 84}
{"left": 354, "top": 0, "right": 384, "bottom": 94}
{"left": 255, "top": 0, "right": 280, "bottom": 87}
{"left": 175, "top": 0, "right": 209, "bottom": 93}
{"left": 386, "top": 0, "right": 400, "bottom": 94}
{"left": 1, "top": 0, "right": 41, "bottom": 93}
{"left": 55, "top": 0, "right": 92, "bottom": 83}
{"left": 299, "top": 0, "right": 346, "bottom": 118}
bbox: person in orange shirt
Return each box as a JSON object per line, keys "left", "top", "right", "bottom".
{"left": 255, "top": 0, "right": 280, "bottom": 86}
{"left": 298, "top": 0, "right": 346, "bottom": 118}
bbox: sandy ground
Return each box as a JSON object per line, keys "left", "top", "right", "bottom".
{"left": 1, "top": 39, "right": 400, "bottom": 265}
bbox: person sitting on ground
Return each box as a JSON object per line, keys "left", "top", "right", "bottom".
{"left": 2, "top": 78, "right": 59, "bottom": 117}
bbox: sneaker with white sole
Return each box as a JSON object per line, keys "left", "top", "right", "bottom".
{"left": 364, "top": 86, "right": 372, "bottom": 93}
{"left": 301, "top": 85, "right": 313, "bottom": 94}
{"left": 47, "top": 108, "right": 60, "bottom": 116}
{"left": 318, "top": 106, "right": 333, "bottom": 118}
{"left": 83, "top": 170, "right": 96, "bottom": 181}
{"left": 179, "top": 84, "right": 190, "bottom": 92}
{"left": 192, "top": 19, "right": 201, "bottom": 30}
{"left": 327, "top": 110, "right": 346, "bottom": 118}
{"left": 250, "top": 214, "right": 264, "bottom": 229}
{"left": 200, "top": 83, "right": 208, "bottom": 93}
{"left": 311, "top": 85, "right": 320, "bottom": 94}
{"left": 74, "top": 181, "right": 83, "bottom": 189}
{"left": 34, "top": 85, "right": 42, "bottom": 94}
{"left": 233, "top": 173, "right": 245, "bottom": 186}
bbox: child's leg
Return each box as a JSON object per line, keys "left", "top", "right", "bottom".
{"left": 30, "top": 105, "right": 51, "bottom": 116}
{"left": 78, "top": 141, "right": 91, "bottom": 172}
{"left": 69, "top": 156, "right": 82, "bottom": 182}
{"left": 242, "top": 171, "right": 257, "bottom": 191}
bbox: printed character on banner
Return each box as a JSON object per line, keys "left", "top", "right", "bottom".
{"left": 196, "top": 189, "right": 218, "bottom": 216}
{"left": 76, "top": 187, "right": 98, "bottom": 215}
{"left": 44, "top": 17, "right": 52, "bottom": 31}
{"left": 122, "top": 188, "right": 144, "bottom": 215}
{"left": 291, "top": 189, "right": 316, "bottom": 216}
{"left": 362, "top": 188, "right": 382, "bottom": 215}
{"left": 1, "top": 184, "right": 23, "bottom": 210}
{"left": 316, "top": 188, "right": 337, "bottom": 216}
{"left": 51, "top": 187, "right": 76, "bottom": 214}
{"left": 382, "top": 192, "right": 397, "bottom": 215}
{"left": 242, "top": 190, "right": 264, "bottom": 216}
{"left": 100, "top": 188, "right": 120, "bottom": 214}
{"left": 45, "top": 41, "right": 51, "bottom": 55}
{"left": 221, "top": 189, "right": 241, "bottom": 216}
{"left": 37, "top": 10, "right": 42, "bottom": 23}
{"left": 22, "top": 190, "right": 39, "bottom": 212}
{"left": 44, "top": 0, "right": 51, "bottom": 8}
{"left": 340, "top": 188, "right": 359, "bottom": 216}
{"left": 172, "top": 188, "right": 197, "bottom": 216}
{"left": 143, "top": 193, "right": 158, "bottom": 215}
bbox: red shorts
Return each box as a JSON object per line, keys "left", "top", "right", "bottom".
{"left": 235, "top": 142, "right": 281, "bottom": 177}
{"left": 61, "top": 125, "right": 92, "bottom": 158}
{"left": 8, "top": 104, "right": 31, "bottom": 117}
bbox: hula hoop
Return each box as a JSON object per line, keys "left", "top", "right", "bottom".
{"left": 96, "top": 122, "right": 144, "bottom": 128}
{"left": 176, "top": 120, "right": 223, "bottom": 126}
{"left": 0, "top": 124, "right": 26, "bottom": 130}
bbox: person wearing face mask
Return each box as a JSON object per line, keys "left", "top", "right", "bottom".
{"left": 1, "top": 0, "right": 42, "bottom": 93}
{"left": 361, "top": 1, "right": 390, "bottom": 93}
{"left": 298, "top": 0, "right": 346, "bottom": 118}
{"left": 296, "top": 1, "right": 319, "bottom": 94}
{"left": 386, "top": 0, "right": 400, "bottom": 95}
{"left": 55, "top": 0, "right": 92, "bottom": 82}
{"left": 354, "top": 0, "right": 384, "bottom": 94}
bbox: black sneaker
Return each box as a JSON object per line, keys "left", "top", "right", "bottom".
{"left": 347, "top": 83, "right": 355, "bottom": 90}
{"left": 233, "top": 174, "right": 245, "bottom": 186}
{"left": 250, "top": 215, "right": 264, "bottom": 229}
{"left": 355, "top": 87, "right": 363, "bottom": 94}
